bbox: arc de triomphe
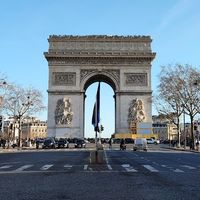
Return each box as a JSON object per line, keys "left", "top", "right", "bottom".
{"left": 44, "top": 35, "right": 156, "bottom": 138}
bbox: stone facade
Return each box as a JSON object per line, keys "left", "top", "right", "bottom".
{"left": 44, "top": 35, "right": 156, "bottom": 138}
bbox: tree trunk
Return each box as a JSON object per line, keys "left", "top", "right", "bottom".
{"left": 176, "top": 117, "right": 181, "bottom": 148}
{"left": 190, "top": 115, "right": 195, "bottom": 150}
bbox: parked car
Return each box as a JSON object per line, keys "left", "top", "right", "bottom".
{"left": 36, "top": 139, "right": 44, "bottom": 149}
{"left": 74, "top": 139, "right": 86, "bottom": 148}
{"left": 42, "top": 138, "right": 58, "bottom": 149}
{"left": 58, "top": 138, "right": 69, "bottom": 148}
{"left": 133, "top": 138, "right": 147, "bottom": 151}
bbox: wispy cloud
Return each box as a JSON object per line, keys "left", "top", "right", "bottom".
{"left": 154, "top": 0, "right": 196, "bottom": 34}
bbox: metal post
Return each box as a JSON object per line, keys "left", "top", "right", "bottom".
{"left": 183, "top": 109, "right": 186, "bottom": 149}
{"left": 95, "top": 131, "right": 97, "bottom": 151}
{"left": 18, "top": 118, "right": 21, "bottom": 148}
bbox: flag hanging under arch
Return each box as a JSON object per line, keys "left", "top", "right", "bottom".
{"left": 92, "top": 82, "right": 100, "bottom": 132}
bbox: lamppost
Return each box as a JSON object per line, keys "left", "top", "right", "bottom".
{"left": 0, "top": 80, "right": 7, "bottom": 137}
{"left": 0, "top": 80, "right": 7, "bottom": 107}
{"left": 17, "top": 96, "right": 33, "bottom": 148}
{"left": 182, "top": 105, "right": 186, "bottom": 149}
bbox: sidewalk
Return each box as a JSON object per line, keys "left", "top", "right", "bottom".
{"left": 0, "top": 147, "right": 36, "bottom": 153}
{"left": 160, "top": 144, "right": 200, "bottom": 153}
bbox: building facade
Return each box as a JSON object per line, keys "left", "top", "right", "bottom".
{"left": 21, "top": 120, "right": 47, "bottom": 140}
{"left": 152, "top": 115, "right": 178, "bottom": 141}
{"left": 1, "top": 118, "right": 47, "bottom": 143}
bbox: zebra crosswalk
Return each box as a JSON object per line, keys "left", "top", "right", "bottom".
{"left": 0, "top": 163, "right": 199, "bottom": 174}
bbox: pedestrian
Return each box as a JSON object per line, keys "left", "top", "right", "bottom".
{"left": 189, "top": 140, "right": 193, "bottom": 150}
{"left": 108, "top": 138, "right": 112, "bottom": 149}
{"left": 120, "top": 138, "right": 126, "bottom": 150}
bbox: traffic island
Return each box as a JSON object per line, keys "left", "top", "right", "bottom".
{"left": 90, "top": 150, "right": 104, "bottom": 164}
{"left": 90, "top": 142, "right": 104, "bottom": 164}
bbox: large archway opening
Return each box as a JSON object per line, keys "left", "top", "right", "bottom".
{"left": 84, "top": 76, "right": 115, "bottom": 139}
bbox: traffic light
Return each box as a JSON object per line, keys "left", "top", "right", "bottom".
{"left": 100, "top": 125, "right": 104, "bottom": 132}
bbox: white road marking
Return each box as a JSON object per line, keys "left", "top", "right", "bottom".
{"left": 0, "top": 165, "right": 12, "bottom": 169}
{"left": 121, "top": 164, "right": 137, "bottom": 172}
{"left": 173, "top": 169, "right": 184, "bottom": 173}
{"left": 125, "top": 168, "right": 137, "bottom": 172}
{"left": 181, "top": 165, "right": 196, "bottom": 170}
{"left": 64, "top": 164, "right": 72, "bottom": 168}
{"left": 14, "top": 165, "right": 33, "bottom": 171}
{"left": 143, "top": 165, "right": 159, "bottom": 172}
{"left": 122, "top": 164, "right": 130, "bottom": 168}
{"left": 84, "top": 165, "right": 88, "bottom": 170}
{"left": 104, "top": 150, "right": 113, "bottom": 171}
{"left": 40, "top": 164, "right": 53, "bottom": 171}
{"left": 107, "top": 164, "right": 112, "bottom": 170}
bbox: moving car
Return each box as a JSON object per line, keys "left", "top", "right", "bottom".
{"left": 74, "top": 139, "right": 86, "bottom": 148}
{"left": 146, "top": 138, "right": 155, "bottom": 144}
{"left": 133, "top": 138, "right": 147, "bottom": 151}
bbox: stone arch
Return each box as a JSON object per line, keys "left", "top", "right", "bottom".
{"left": 81, "top": 70, "right": 119, "bottom": 92}
{"left": 44, "top": 35, "right": 156, "bottom": 139}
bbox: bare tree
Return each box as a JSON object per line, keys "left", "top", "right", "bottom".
{"left": 155, "top": 64, "right": 200, "bottom": 149}
{"left": 154, "top": 93, "right": 182, "bottom": 147}
{"left": 3, "top": 85, "right": 46, "bottom": 147}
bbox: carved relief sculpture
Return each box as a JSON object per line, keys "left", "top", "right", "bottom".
{"left": 55, "top": 97, "right": 73, "bottom": 125}
{"left": 125, "top": 73, "right": 147, "bottom": 86}
{"left": 128, "top": 98, "right": 145, "bottom": 126}
{"left": 52, "top": 72, "right": 76, "bottom": 86}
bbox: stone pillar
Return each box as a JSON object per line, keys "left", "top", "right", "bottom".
{"left": 47, "top": 91, "right": 85, "bottom": 139}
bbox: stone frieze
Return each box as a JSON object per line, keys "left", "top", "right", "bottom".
{"left": 125, "top": 73, "right": 147, "bottom": 86}
{"left": 47, "top": 57, "right": 152, "bottom": 65}
{"left": 52, "top": 72, "right": 76, "bottom": 86}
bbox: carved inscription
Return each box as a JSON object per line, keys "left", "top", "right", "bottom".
{"left": 52, "top": 72, "right": 76, "bottom": 86}
{"left": 125, "top": 73, "right": 147, "bottom": 86}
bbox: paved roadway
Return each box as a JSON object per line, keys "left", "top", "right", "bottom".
{"left": 0, "top": 144, "right": 199, "bottom": 200}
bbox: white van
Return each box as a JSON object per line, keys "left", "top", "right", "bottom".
{"left": 133, "top": 138, "right": 148, "bottom": 151}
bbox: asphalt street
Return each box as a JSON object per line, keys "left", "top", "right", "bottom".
{"left": 0, "top": 145, "right": 199, "bottom": 200}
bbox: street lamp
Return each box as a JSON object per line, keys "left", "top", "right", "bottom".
{"left": 0, "top": 80, "right": 7, "bottom": 107}
{"left": 182, "top": 105, "right": 186, "bottom": 149}
{"left": 17, "top": 96, "right": 33, "bottom": 148}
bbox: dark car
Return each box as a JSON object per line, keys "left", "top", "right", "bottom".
{"left": 35, "top": 139, "right": 44, "bottom": 149}
{"left": 58, "top": 138, "right": 69, "bottom": 148}
{"left": 42, "top": 138, "right": 58, "bottom": 149}
{"left": 74, "top": 139, "right": 86, "bottom": 148}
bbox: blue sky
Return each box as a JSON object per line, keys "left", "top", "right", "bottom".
{"left": 0, "top": 0, "right": 200, "bottom": 138}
